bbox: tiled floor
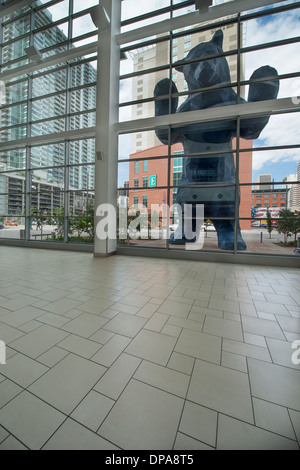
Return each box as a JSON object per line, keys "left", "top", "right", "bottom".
{"left": 0, "top": 246, "right": 299, "bottom": 450}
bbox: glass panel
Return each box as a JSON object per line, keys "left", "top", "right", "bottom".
{"left": 0, "top": 149, "right": 26, "bottom": 171}
{"left": 31, "top": 143, "right": 65, "bottom": 169}
{"left": 68, "top": 215, "right": 94, "bottom": 243}
{"left": 70, "top": 86, "right": 96, "bottom": 113}
{"left": 70, "top": 111, "right": 96, "bottom": 130}
{"left": 69, "top": 139, "right": 95, "bottom": 165}
{"left": 2, "top": 80, "right": 28, "bottom": 105}
{"left": 35, "top": 0, "right": 69, "bottom": 29}
{"left": 0, "top": 216, "right": 25, "bottom": 240}
{"left": 34, "top": 22, "right": 68, "bottom": 50}
{"left": 69, "top": 165, "right": 95, "bottom": 191}
{"left": 73, "top": 0, "right": 99, "bottom": 14}
{"left": 0, "top": 103, "right": 27, "bottom": 126}
{"left": 70, "top": 61, "right": 97, "bottom": 87}
{"left": 120, "top": 188, "right": 168, "bottom": 248}
{"left": 242, "top": 42, "right": 300, "bottom": 82}
{"left": 0, "top": 125, "right": 27, "bottom": 141}
{"left": 238, "top": 184, "right": 300, "bottom": 254}
{"left": 32, "top": 69, "right": 67, "bottom": 98}
{"left": 118, "top": 130, "right": 167, "bottom": 160}
{"left": 121, "top": 0, "right": 170, "bottom": 22}
{"left": 2, "top": 16, "right": 31, "bottom": 42}
{"left": 29, "top": 217, "right": 59, "bottom": 241}
{"left": 31, "top": 94, "right": 66, "bottom": 121}
{"left": 0, "top": 173, "right": 25, "bottom": 221}
{"left": 240, "top": 112, "right": 300, "bottom": 150}
{"left": 242, "top": 7, "right": 300, "bottom": 48}
{"left": 2, "top": 37, "right": 30, "bottom": 63}
{"left": 72, "top": 14, "right": 97, "bottom": 39}
{"left": 31, "top": 118, "right": 66, "bottom": 136}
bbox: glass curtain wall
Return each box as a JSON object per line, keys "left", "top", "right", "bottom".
{"left": 117, "top": 0, "right": 300, "bottom": 257}
{"left": 0, "top": 0, "right": 97, "bottom": 244}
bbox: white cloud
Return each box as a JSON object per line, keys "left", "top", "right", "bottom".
{"left": 243, "top": 8, "right": 300, "bottom": 172}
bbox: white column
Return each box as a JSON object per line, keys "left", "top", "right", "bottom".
{"left": 94, "top": 0, "right": 121, "bottom": 257}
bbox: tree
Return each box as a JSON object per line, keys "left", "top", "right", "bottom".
{"left": 277, "top": 209, "right": 299, "bottom": 243}
{"left": 266, "top": 208, "right": 274, "bottom": 239}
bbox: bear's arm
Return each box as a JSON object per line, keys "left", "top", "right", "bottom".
{"left": 154, "top": 78, "right": 181, "bottom": 145}
{"left": 240, "top": 66, "right": 279, "bottom": 140}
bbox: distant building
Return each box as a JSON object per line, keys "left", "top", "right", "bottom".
{"left": 252, "top": 188, "right": 287, "bottom": 209}
{"left": 254, "top": 174, "right": 273, "bottom": 191}
{"left": 282, "top": 174, "right": 298, "bottom": 212}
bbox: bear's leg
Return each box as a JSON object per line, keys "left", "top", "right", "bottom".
{"left": 213, "top": 218, "right": 246, "bottom": 251}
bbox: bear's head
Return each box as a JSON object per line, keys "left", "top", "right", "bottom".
{"left": 174, "top": 29, "right": 231, "bottom": 90}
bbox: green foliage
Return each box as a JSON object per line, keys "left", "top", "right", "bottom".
{"left": 277, "top": 209, "right": 300, "bottom": 242}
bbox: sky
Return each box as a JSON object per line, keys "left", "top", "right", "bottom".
{"left": 8, "top": 0, "right": 300, "bottom": 186}
{"left": 118, "top": 0, "right": 300, "bottom": 187}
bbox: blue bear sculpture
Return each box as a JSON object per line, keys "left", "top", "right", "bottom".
{"left": 154, "top": 29, "right": 279, "bottom": 250}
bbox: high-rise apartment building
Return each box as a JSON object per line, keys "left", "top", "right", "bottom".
{"left": 282, "top": 173, "right": 298, "bottom": 211}
{"left": 1, "top": 2, "right": 96, "bottom": 190}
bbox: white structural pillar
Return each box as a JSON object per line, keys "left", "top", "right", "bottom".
{"left": 94, "top": 0, "right": 121, "bottom": 257}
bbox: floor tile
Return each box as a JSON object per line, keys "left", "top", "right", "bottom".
{"left": 266, "top": 337, "right": 300, "bottom": 370}
{"left": 0, "top": 353, "right": 48, "bottom": 388}
{"left": 0, "top": 379, "right": 22, "bottom": 408}
{"left": 144, "top": 312, "right": 169, "bottom": 332}
{"left": 222, "top": 338, "right": 271, "bottom": 362}
{"left": 92, "top": 334, "right": 131, "bottom": 367}
{"left": 0, "top": 391, "right": 66, "bottom": 450}
{"left": 289, "top": 410, "right": 300, "bottom": 445}
{"left": 77, "top": 299, "right": 114, "bottom": 315}
{"left": 217, "top": 414, "right": 298, "bottom": 450}
{"left": 98, "top": 379, "right": 184, "bottom": 450}
{"left": 9, "top": 325, "right": 69, "bottom": 359}
{"left": 43, "top": 418, "right": 118, "bottom": 450}
{"left": 167, "top": 352, "right": 195, "bottom": 375}
{"left": 94, "top": 353, "right": 141, "bottom": 400}
{"left": 158, "top": 300, "right": 191, "bottom": 318}
{"left": 253, "top": 397, "right": 296, "bottom": 440}
{"left": 61, "top": 313, "right": 109, "bottom": 338}
{"left": 248, "top": 358, "right": 300, "bottom": 411}
{"left": 0, "top": 306, "right": 44, "bottom": 328}
{"left": 28, "top": 353, "right": 106, "bottom": 414}
{"left": 275, "top": 315, "right": 300, "bottom": 335}
{"left": 188, "top": 359, "right": 254, "bottom": 424}
{"left": 125, "top": 329, "right": 177, "bottom": 366}
{"left": 41, "top": 298, "right": 81, "bottom": 315}
{"left": 203, "top": 316, "right": 243, "bottom": 341}
{"left": 134, "top": 360, "right": 190, "bottom": 398}
{"left": 221, "top": 351, "right": 248, "bottom": 373}
{"left": 0, "top": 435, "right": 28, "bottom": 450}
{"left": 57, "top": 334, "right": 102, "bottom": 359}
{"left": 241, "top": 316, "right": 286, "bottom": 340}
{"left": 179, "top": 401, "right": 217, "bottom": 447}
{"left": 103, "top": 312, "right": 147, "bottom": 338}
{"left": 70, "top": 391, "right": 114, "bottom": 432}
{"left": 175, "top": 329, "right": 221, "bottom": 364}
{"left": 173, "top": 432, "right": 214, "bottom": 450}
{"left": 0, "top": 324, "right": 25, "bottom": 344}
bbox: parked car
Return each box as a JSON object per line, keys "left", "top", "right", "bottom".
{"left": 4, "top": 220, "right": 18, "bottom": 226}
{"left": 0, "top": 222, "right": 4, "bottom": 229}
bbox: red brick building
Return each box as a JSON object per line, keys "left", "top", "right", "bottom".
{"left": 129, "top": 140, "right": 253, "bottom": 230}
